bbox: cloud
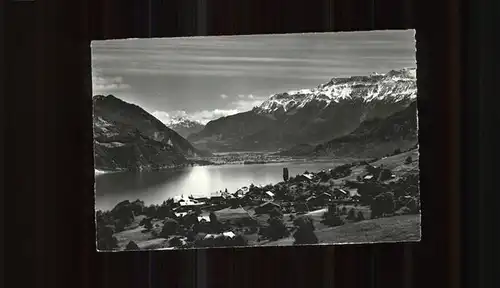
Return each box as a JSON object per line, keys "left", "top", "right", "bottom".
{"left": 228, "top": 95, "right": 268, "bottom": 111}
{"left": 220, "top": 94, "right": 228, "bottom": 99}
{"left": 92, "top": 70, "right": 131, "bottom": 95}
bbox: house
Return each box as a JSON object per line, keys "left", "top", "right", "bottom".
{"left": 222, "top": 231, "right": 236, "bottom": 238}
{"left": 306, "top": 192, "right": 332, "bottom": 207}
{"left": 237, "top": 187, "right": 249, "bottom": 194}
{"left": 364, "top": 174, "right": 374, "bottom": 180}
{"left": 174, "top": 212, "right": 188, "bottom": 218}
{"left": 194, "top": 197, "right": 209, "bottom": 202}
{"left": 295, "top": 173, "right": 314, "bottom": 182}
{"left": 197, "top": 215, "right": 211, "bottom": 222}
{"left": 263, "top": 191, "right": 275, "bottom": 201}
{"left": 209, "top": 195, "right": 225, "bottom": 205}
{"left": 254, "top": 201, "right": 281, "bottom": 214}
{"left": 332, "top": 188, "right": 349, "bottom": 199}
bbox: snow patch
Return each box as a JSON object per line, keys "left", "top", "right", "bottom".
{"left": 255, "top": 68, "right": 417, "bottom": 114}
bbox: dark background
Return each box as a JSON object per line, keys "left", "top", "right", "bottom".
{"left": 3, "top": 0, "right": 497, "bottom": 287}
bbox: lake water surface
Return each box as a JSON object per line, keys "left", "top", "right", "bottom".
{"left": 95, "top": 160, "right": 349, "bottom": 211}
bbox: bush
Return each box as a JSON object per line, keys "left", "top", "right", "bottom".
{"left": 169, "top": 236, "right": 184, "bottom": 248}
{"left": 322, "top": 213, "right": 344, "bottom": 227}
{"left": 140, "top": 217, "right": 153, "bottom": 230}
{"left": 393, "top": 148, "right": 402, "bottom": 155}
{"left": 379, "top": 169, "right": 393, "bottom": 181}
{"left": 209, "top": 212, "right": 219, "bottom": 223}
{"left": 395, "top": 206, "right": 412, "bottom": 216}
{"left": 182, "top": 212, "right": 199, "bottom": 227}
{"left": 160, "top": 218, "right": 179, "bottom": 238}
{"left": 405, "top": 156, "right": 413, "bottom": 164}
{"left": 125, "top": 241, "right": 140, "bottom": 251}
{"left": 293, "top": 217, "right": 318, "bottom": 245}
{"left": 370, "top": 192, "right": 395, "bottom": 218}
{"left": 355, "top": 211, "right": 365, "bottom": 221}
{"left": 347, "top": 208, "right": 356, "bottom": 220}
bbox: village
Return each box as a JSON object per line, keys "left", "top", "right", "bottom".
{"left": 96, "top": 148, "right": 420, "bottom": 251}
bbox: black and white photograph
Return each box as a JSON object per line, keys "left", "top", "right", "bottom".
{"left": 93, "top": 30, "right": 420, "bottom": 251}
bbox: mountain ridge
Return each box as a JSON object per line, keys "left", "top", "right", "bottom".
{"left": 188, "top": 68, "right": 417, "bottom": 152}
{"left": 93, "top": 95, "right": 209, "bottom": 171}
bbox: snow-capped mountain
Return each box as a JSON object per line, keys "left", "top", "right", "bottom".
{"left": 188, "top": 68, "right": 417, "bottom": 152}
{"left": 164, "top": 117, "right": 205, "bottom": 139}
{"left": 254, "top": 67, "right": 416, "bottom": 115}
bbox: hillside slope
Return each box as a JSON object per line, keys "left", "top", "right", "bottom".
{"left": 93, "top": 95, "right": 208, "bottom": 171}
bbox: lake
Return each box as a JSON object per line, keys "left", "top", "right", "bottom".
{"left": 94, "top": 160, "right": 349, "bottom": 211}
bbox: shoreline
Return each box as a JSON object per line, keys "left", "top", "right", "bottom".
{"left": 95, "top": 149, "right": 420, "bottom": 250}
{"left": 94, "top": 155, "right": 365, "bottom": 175}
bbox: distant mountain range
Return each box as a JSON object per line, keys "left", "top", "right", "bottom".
{"left": 93, "top": 95, "right": 210, "bottom": 171}
{"left": 164, "top": 117, "right": 205, "bottom": 139}
{"left": 188, "top": 68, "right": 417, "bottom": 152}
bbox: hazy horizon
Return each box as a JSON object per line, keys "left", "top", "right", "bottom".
{"left": 92, "top": 30, "right": 416, "bottom": 125}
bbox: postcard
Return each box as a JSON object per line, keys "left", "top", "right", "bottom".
{"left": 92, "top": 30, "right": 420, "bottom": 251}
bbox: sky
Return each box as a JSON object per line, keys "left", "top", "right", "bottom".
{"left": 91, "top": 30, "right": 416, "bottom": 125}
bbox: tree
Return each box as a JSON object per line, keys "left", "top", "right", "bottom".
{"left": 371, "top": 192, "right": 395, "bottom": 218}
{"left": 293, "top": 217, "right": 318, "bottom": 245}
{"left": 321, "top": 204, "right": 344, "bottom": 227}
{"left": 269, "top": 207, "right": 283, "bottom": 218}
{"left": 355, "top": 211, "right": 365, "bottom": 221}
{"left": 209, "top": 212, "right": 223, "bottom": 233}
{"left": 358, "top": 182, "right": 386, "bottom": 203}
{"left": 406, "top": 197, "right": 420, "bottom": 214}
{"left": 327, "top": 203, "right": 337, "bottom": 214}
{"left": 283, "top": 167, "right": 289, "bottom": 182}
{"left": 125, "top": 241, "right": 140, "bottom": 251}
{"left": 96, "top": 226, "right": 118, "bottom": 251}
{"left": 347, "top": 208, "right": 356, "bottom": 220}
{"left": 160, "top": 218, "right": 179, "bottom": 238}
{"left": 265, "top": 216, "right": 290, "bottom": 240}
{"left": 405, "top": 156, "right": 413, "bottom": 164}
{"left": 114, "top": 219, "right": 126, "bottom": 232}
{"left": 341, "top": 207, "right": 348, "bottom": 215}
{"left": 232, "top": 235, "right": 248, "bottom": 247}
